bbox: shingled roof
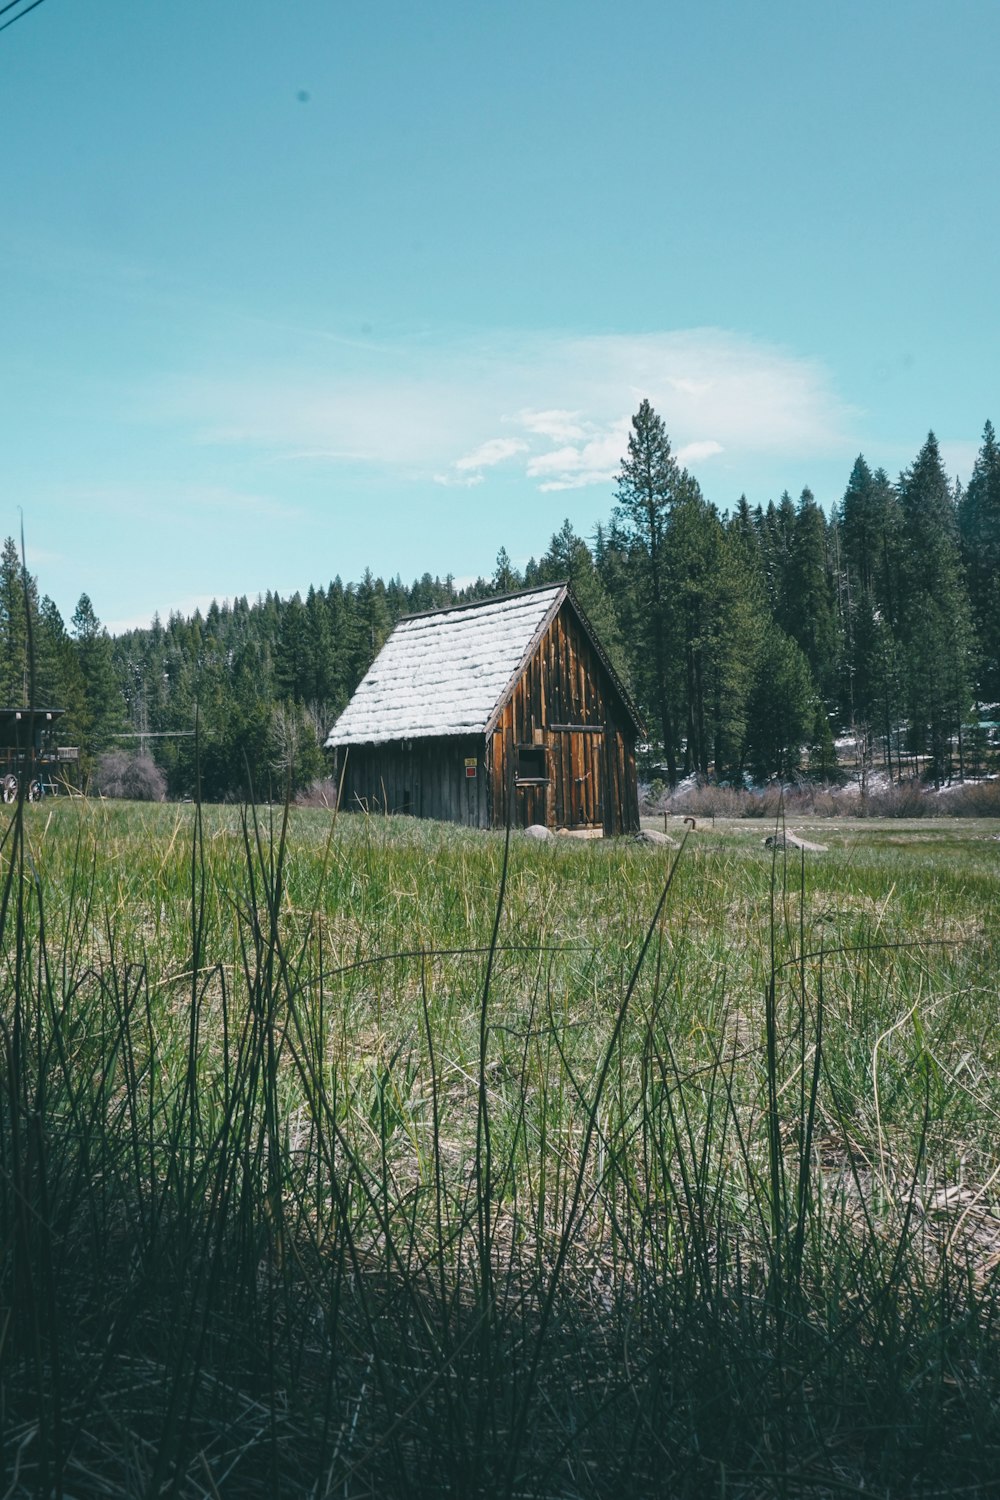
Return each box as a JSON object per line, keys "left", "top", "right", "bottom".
{"left": 325, "top": 585, "right": 563, "bottom": 747}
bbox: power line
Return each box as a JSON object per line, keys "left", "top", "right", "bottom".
{"left": 0, "top": 0, "right": 49, "bottom": 36}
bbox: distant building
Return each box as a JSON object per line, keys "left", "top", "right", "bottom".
{"left": 325, "top": 583, "right": 643, "bottom": 835}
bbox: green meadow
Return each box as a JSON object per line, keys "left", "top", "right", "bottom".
{"left": 2, "top": 800, "right": 999, "bottom": 1497}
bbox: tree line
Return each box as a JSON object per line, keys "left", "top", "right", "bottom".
{"left": 1, "top": 404, "right": 998, "bottom": 798}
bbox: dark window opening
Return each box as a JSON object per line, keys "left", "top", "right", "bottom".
{"left": 516, "top": 745, "right": 548, "bottom": 782}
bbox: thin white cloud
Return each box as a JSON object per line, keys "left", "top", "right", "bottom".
{"left": 676, "top": 439, "right": 724, "bottom": 465}
{"left": 513, "top": 408, "right": 588, "bottom": 443}
{"left": 454, "top": 437, "right": 528, "bottom": 472}
{"left": 563, "top": 330, "right": 854, "bottom": 458}
{"left": 525, "top": 420, "right": 633, "bottom": 492}
{"left": 24, "top": 545, "right": 66, "bottom": 569}
{"left": 667, "top": 377, "right": 713, "bottom": 398}
{"left": 433, "top": 471, "right": 484, "bottom": 489}
{"left": 147, "top": 328, "right": 856, "bottom": 500}
{"left": 525, "top": 445, "right": 583, "bottom": 478}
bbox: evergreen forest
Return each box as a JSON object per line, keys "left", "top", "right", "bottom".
{"left": 2, "top": 404, "right": 998, "bottom": 801}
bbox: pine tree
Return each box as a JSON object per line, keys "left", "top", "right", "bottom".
{"left": 275, "top": 592, "right": 308, "bottom": 703}
{"left": 666, "top": 481, "right": 725, "bottom": 776}
{"left": 492, "top": 547, "right": 520, "bottom": 594}
{"left": 613, "top": 399, "right": 682, "bottom": 783}
{"left": 716, "top": 511, "right": 770, "bottom": 776}
{"left": 842, "top": 456, "right": 880, "bottom": 596}
{"left": 959, "top": 420, "right": 1000, "bottom": 703}
{"left": 836, "top": 458, "right": 907, "bottom": 769}
{"left": 0, "top": 537, "right": 29, "bottom": 707}
{"left": 784, "top": 489, "right": 840, "bottom": 709}
{"left": 743, "top": 625, "right": 816, "bottom": 781}
{"left": 34, "top": 596, "right": 70, "bottom": 706}
{"left": 839, "top": 456, "right": 876, "bottom": 727}
{"left": 537, "top": 520, "right": 630, "bottom": 684}
{"left": 762, "top": 492, "right": 797, "bottom": 627}
{"left": 353, "top": 570, "right": 392, "bottom": 687}
{"left": 897, "top": 434, "right": 975, "bottom": 783}
{"left": 72, "top": 593, "right": 125, "bottom": 766}
{"left": 301, "top": 584, "right": 337, "bottom": 728}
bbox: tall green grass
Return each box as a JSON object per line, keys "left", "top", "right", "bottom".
{"left": 2, "top": 794, "right": 999, "bottom": 1496}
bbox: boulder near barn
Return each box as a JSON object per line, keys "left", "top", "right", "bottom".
{"left": 325, "top": 583, "right": 644, "bottom": 835}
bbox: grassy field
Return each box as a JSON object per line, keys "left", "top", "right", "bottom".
{"left": 2, "top": 799, "right": 999, "bottom": 1497}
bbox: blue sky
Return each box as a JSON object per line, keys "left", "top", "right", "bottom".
{"left": 2, "top": 0, "right": 997, "bottom": 632}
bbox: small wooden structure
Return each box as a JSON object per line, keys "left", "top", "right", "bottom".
{"left": 0, "top": 708, "right": 79, "bottom": 800}
{"left": 325, "top": 583, "right": 643, "bottom": 835}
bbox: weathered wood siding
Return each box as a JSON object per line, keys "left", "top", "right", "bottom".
{"left": 489, "top": 604, "right": 639, "bottom": 835}
{"left": 334, "top": 736, "right": 490, "bottom": 827}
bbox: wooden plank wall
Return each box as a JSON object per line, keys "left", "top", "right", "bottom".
{"left": 335, "top": 736, "right": 490, "bottom": 827}
{"left": 490, "top": 602, "right": 640, "bottom": 835}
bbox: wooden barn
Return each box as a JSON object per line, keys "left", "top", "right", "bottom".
{"left": 325, "top": 583, "right": 644, "bottom": 835}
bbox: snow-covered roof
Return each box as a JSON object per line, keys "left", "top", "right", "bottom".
{"left": 325, "top": 585, "right": 565, "bottom": 747}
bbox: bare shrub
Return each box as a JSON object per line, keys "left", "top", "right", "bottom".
{"left": 641, "top": 771, "right": 1000, "bottom": 823}
{"left": 936, "top": 778, "right": 1000, "bottom": 817}
{"left": 656, "top": 781, "right": 788, "bottom": 819}
{"left": 737, "top": 785, "right": 786, "bottom": 818}
{"left": 803, "top": 787, "right": 842, "bottom": 817}
{"left": 93, "top": 751, "right": 167, "bottom": 802}
{"left": 859, "top": 778, "right": 933, "bottom": 818}
{"left": 294, "top": 777, "right": 341, "bottom": 809}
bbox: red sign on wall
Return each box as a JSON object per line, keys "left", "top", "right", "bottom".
{"left": 465, "top": 758, "right": 477, "bottom": 778}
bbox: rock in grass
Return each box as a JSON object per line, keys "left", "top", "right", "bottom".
{"left": 524, "top": 823, "right": 552, "bottom": 841}
{"left": 765, "top": 832, "right": 828, "bottom": 853}
{"left": 633, "top": 829, "right": 678, "bottom": 847}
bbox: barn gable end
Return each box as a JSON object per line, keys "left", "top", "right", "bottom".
{"left": 488, "top": 595, "right": 641, "bottom": 835}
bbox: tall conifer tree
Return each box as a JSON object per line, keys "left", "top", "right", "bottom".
{"left": 897, "top": 434, "right": 975, "bottom": 782}
{"left": 613, "top": 400, "right": 681, "bottom": 782}
{"left": 959, "top": 420, "right": 1000, "bottom": 703}
{"left": 785, "top": 488, "right": 840, "bottom": 707}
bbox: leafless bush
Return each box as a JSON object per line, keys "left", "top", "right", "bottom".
{"left": 855, "top": 778, "right": 931, "bottom": 818}
{"left": 294, "top": 777, "right": 341, "bottom": 809}
{"left": 854, "top": 775, "right": 1000, "bottom": 819}
{"left": 643, "top": 772, "right": 1000, "bottom": 821}
{"left": 93, "top": 751, "right": 167, "bottom": 802}
{"left": 935, "top": 778, "right": 1000, "bottom": 816}
{"left": 802, "top": 787, "right": 843, "bottom": 816}
{"left": 647, "top": 781, "right": 788, "bottom": 819}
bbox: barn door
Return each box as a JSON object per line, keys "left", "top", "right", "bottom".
{"left": 564, "top": 730, "right": 604, "bottom": 829}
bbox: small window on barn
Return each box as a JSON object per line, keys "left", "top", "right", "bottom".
{"left": 516, "top": 745, "right": 548, "bottom": 782}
